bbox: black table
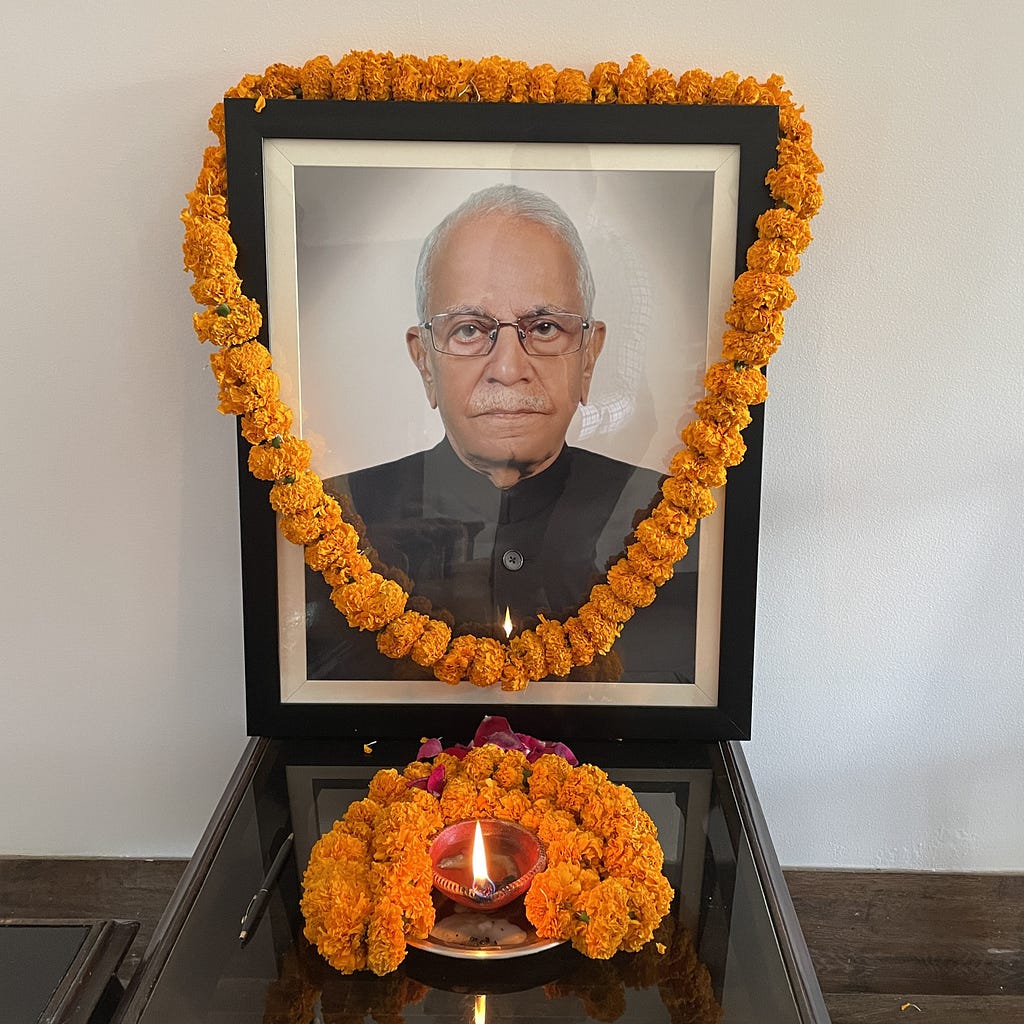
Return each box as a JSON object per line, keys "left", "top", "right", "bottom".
{"left": 113, "top": 738, "right": 829, "bottom": 1023}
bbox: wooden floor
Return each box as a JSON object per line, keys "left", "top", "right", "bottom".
{"left": 1, "top": 860, "right": 1020, "bottom": 1023}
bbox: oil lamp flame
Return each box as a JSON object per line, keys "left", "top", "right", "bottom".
{"left": 474, "top": 993, "right": 486, "bottom": 1024}
{"left": 470, "top": 820, "right": 494, "bottom": 897}
{"left": 502, "top": 606, "right": 513, "bottom": 639}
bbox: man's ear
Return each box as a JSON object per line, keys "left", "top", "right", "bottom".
{"left": 579, "top": 320, "right": 606, "bottom": 405}
{"left": 406, "top": 327, "right": 437, "bottom": 409}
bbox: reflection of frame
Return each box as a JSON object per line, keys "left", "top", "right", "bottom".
{"left": 226, "top": 101, "right": 778, "bottom": 741}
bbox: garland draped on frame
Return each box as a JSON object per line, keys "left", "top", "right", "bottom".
{"left": 181, "top": 52, "right": 822, "bottom": 691}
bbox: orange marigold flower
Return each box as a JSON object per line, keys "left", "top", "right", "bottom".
{"left": 734, "top": 75, "right": 762, "bottom": 104}
{"left": 524, "top": 862, "right": 599, "bottom": 940}
{"left": 472, "top": 55, "right": 509, "bottom": 101}
{"left": 546, "top": 826, "right": 604, "bottom": 870}
{"left": 694, "top": 394, "right": 754, "bottom": 431}
{"left": 225, "top": 73, "right": 261, "bottom": 100}
{"left": 507, "top": 60, "right": 530, "bottom": 102}
{"left": 409, "top": 619, "right": 451, "bottom": 667}
{"left": 720, "top": 326, "right": 783, "bottom": 367}
{"left": 278, "top": 499, "right": 340, "bottom": 545}
{"left": 432, "top": 634, "right": 477, "bottom": 685}
{"left": 218, "top": 367, "right": 278, "bottom": 414}
{"left": 188, "top": 273, "right": 240, "bottom": 308}
{"left": 331, "top": 574, "right": 391, "bottom": 630}
{"left": 624, "top": 543, "right": 676, "bottom": 586}
{"left": 703, "top": 360, "right": 769, "bottom": 405}
{"left": 181, "top": 214, "right": 236, "bottom": 278}
{"left": 724, "top": 304, "right": 785, "bottom": 338}
{"left": 439, "top": 777, "right": 478, "bottom": 823}
{"left": 575, "top": 878, "right": 632, "bottom": 959}
{"left": 558, "top": 763, "right": 610, "bottom": 814}
{"left": 424, "top": 54, "right": 472, "bottom": 101}
{"left": 606, "top": 559, "right": 657, "bottom": 608}
{"left": 362, "top": 50, "right": 396, "bottom": 101}
{"left": 677, "top": 68, "right": 713, "bottom": 104}
{"left": 577, "top": 602, "right": 620, "bottom": 655}
{"left": 462, "top": 745, "right": 503, "bottom": 782}
{"left": 391, "top": 54, "right": 427, "bottom": 101}
{"left": 194, "top": 161, "right": 227, "bottom": 197}
{"left": 757, "top": 207, "right": 814, "bottom": 252}
{"left": 589, "top": 61, "right": 620, "bottom": 103}
{"left": 366, "top": 903, "right": 406, "bottom": 976}
{"left": 331, "top": 52, "right": 365, "bottom": 101}
{"left": 468, "top": 637, "right": 505, "bottom": 687}
{"left": 667, "top": 447, "right": 727, "bottom": 489}
{"left": 243, "top": 399, "right": 296, "bottom": 444}
{"left": 493, "top": 749, "right": 530, "bottom": 790}
{"left": 321, "top": 548, "right": 372, "bottom": 587}
{"left": 212, "top": 339, "right": 272, "bottom": 382}
{"left": 528, "top": 63, "right": 558, "bottom": 103}
{"left": 402, "top": 760, "right": 432, "bottom": 782}
{"left": 647, "top": 67, "right": 678, "bottom": 104}
{"left": 660, "top": 475, "right": 717, "bottom": 519}
{"left": 766, "top": 164, "right": 824, "bottom": 218}
{"left": 779, "top": 103, "right": 814, "bottom": 144}
{"left": 554, "top": 67, "right": 591, "bottom": 103}
{"left": 304, "top": 522, "right": 360, "bottom": 571}
{"left": 259, "top": 63, "right": 300, "bottom": 99}
{"left": 535, "top": 616, "right": 574, "bottom": 676}
{"left": 509, "top": 630, "right": 547, "bottom": 681}
{"left": 269, "top": 470, "right": 325, "bottom": 515}
{"left": 732, "top": 271, "right": 797, "bottom": 312}
{"left": 296, "top": 55, "right": 333, "bottom": 99}
{"left": 193, "top": 295, "right": 263, "bottom": 347}
{"left": 746, "top": 237, "right": 802, "bottom": 276}
{"left": 682, "top": 420, "right": 746, "bottom": 468}
{"left": 635, "top": 517, "right": 691, "bottom": 562}
{"left": 494, "top": 789, "right": 532, "bottom": 822}
{"left": 247, "top": 435, "right": 312, "bottom": 481}
{"left": 377, "top": 611, "right": 430, "bottom": 660}
{"left": 183, "top": 189, "right": 227, "bottom": 222}
{"left": 617, "top": 54, "right": 649, "bottom": 104}
{"left": 777, "top": 137, "right": 825, "bottom": 176}
{"left": 710, "top": 70, "right": 740, "bottom": 104}
{"left": 586, "top": 584, "right": 635, "bottom": 625}
{"left": 361, "top": 578, "right": 407, "bottom": 631}
{"left": 500, "top": 656, "right": 530, "bottom": 692}
{"left": 760, "top": 72, "right": 792, "bottom": 108}
{"left": 528, "top": 755, "right": 574, "bottom": 801}
{"left": 367, "top": 769, "right": 408, "bottom": 807}
{"left": 343, "top": 797, "right": 384, "bottom": 841}
{"left": 563, "top": 616, "right": 596, "bottom": 666}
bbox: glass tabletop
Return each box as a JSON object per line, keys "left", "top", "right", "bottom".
{"left": 115, "top": 738, "right": 827, "bottom": 1024}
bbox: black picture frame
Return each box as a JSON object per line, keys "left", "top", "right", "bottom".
{"left": 225, "top": 98, "right": 778, "bottom": 742}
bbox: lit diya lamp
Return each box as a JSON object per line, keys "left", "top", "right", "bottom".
{"left": 430, "top": 818, "right": 545, "bottom": 911}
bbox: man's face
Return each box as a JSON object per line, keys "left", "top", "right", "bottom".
{"left": 406, "top": 212, "right": 605, "bottom": 485}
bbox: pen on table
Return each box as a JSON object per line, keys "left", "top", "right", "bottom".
{"left": 239, "top": 831, "right": 294, "bottom": 945}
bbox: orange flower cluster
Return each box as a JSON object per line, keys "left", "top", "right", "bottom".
{"left": 301, "top": 745, "right": 673, "bottom": 974}
{"left": 183, "top": 52, "right": 820, "bottom": 690}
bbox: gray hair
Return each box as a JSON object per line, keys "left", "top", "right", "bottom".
{"left": 414, "top": 184, "right": 596, "bottom": 322}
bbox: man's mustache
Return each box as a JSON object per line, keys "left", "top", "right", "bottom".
{"left": 466, "top": 389, "right": 552, "bottom": 415}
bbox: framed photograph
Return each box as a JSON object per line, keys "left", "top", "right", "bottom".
{"left": 225, "top": 100, "right": 779, "bottom": 741}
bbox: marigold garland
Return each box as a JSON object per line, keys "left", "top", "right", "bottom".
{"left": 183, "top": 52, "right": 822, "bottom": 690}
{"left": 301, "top": 738, "right": 674, "bottom": 974}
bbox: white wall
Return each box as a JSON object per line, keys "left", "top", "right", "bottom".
{"left": 1, "top": 1, "right": 1021, "bottom": 866}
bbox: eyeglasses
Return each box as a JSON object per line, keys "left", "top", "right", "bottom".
{"left": 421, "top": 312, "right": 591, "bottom": 357}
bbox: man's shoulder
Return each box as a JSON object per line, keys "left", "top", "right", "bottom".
{"left": 566, "top": 446, "right": 665, "bottom": 487}
{"left": 322, "top": 449, "right": 427, "bottom": 496}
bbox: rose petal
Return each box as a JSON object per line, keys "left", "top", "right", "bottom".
{"left": 426, "top": 764, "right": 447, "bottom": 796}
{"left": 442, "top": 743, "right": 471, "bottom": 759}
{"left": 473, "top": 715, "right": 517, "bottom": 747}
{"left": 417, "top": 738, "right": 442, "bottom": 759}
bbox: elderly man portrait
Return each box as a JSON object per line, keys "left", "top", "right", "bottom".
{"left": 305, "top": 184, "right": 697, "bottom": 681}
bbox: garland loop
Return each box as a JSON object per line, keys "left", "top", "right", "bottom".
{"left": 183, "top": 52, "right": 822, "bottom": 690}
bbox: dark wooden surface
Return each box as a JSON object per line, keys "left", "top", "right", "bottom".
{"left": 1, "top": 860, "right": 1020, "bottom": 1022}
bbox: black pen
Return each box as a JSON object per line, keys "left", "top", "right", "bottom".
{"left": 239, "top": 831, "right": 294, "bottom": 945}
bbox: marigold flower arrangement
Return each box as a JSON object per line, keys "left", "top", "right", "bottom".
{"left": 183, "top": 52, "right": 822, "bottom": 690}
{"left": 300, "top": 718, "right": 674, "bottom": 975}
